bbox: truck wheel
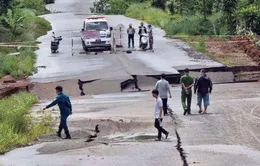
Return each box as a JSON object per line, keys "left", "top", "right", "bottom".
{"left": 81, "top": 40, "right": 88, "bottom": 52}
{"left": 83, "top": 46, "right": 88, "bottom": 52}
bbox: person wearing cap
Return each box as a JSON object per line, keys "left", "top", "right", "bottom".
{"left": 138, "top": 22, "right": 147, "bottom": 48}
{"left": 147, "top": 24, "right": 154, "bottom": 51}
{"left": 155, "top": 73, "right": 172, "bottom": 116}
{"left": 194, "top": 69, "right": 213, "bottom": 114}
{"left": 127, "top": 23, "right": 135, "bottom": 48}
{"left": 180, "top": 68, "right": 194, "bottom": 115}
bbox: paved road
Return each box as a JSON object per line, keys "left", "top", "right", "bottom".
{"left": 30, "top": 0, "right": 222, "bottom": 83}
{"left": 2, "top": 1, "right": 260, "bottom": 166}
{"left": 1, "top": 83, "right": 260, "bottom": 166}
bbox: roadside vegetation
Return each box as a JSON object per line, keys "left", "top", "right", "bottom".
{"left": 0, "top": 92, "right": 53, "bottom": 153}
{"left": 0, "top": 0, "right": 52, "bottom": 79}
{"left": 0, "top": 0, "right": 54, "bottom": 153}
{"left": 91, "top": 0, "right": 260, "bottom": 36}
{"left": 91, "top": 0, "right": 260, "bottom": 65}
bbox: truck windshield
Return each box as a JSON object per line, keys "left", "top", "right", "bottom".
{"left": 85, "top": 21, "right": 108, "bottom": 31}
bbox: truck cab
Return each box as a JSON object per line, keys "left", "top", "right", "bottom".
{"left": 81, "top": 16, "right": 111, "bottom": 51}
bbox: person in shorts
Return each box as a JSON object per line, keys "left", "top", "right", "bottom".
{"left": 194, "top": 69, "right": 213, "bottom": 114}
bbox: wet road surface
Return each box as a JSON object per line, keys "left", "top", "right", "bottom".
{"left": 30, "top": 0, "right": 222, "bottom": 83}
{"left": 1, "top": 0, "right": 260, "bottom": 166}
{"left": 1, "top": 83, "right": 260, "bottom": 166}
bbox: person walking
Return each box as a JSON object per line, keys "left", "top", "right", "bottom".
{"left": 110, "top": 27, "right": 116, "bottom": 53}
{"left": 43, "top": 86, "right": 72, "bottom": 139}
{"left": 147, "top": 24, "right": 154, "bottom": 51}
{"left": 155, "top": 73, "right": 172, "bottom": 116}
{"left": 127, "top": 23, "right": 135, "bottom": 48}
{"left": 180, "top": 68, "right": 194, "bottom": 115}
{"left": 138, "top": 22, "right": 147, "bottom": 48}
{"left": 152, "top": 89, "right": 169, "bottom": 141}
{"left": 194, "top": 69, "right": 213, "bottom": 114}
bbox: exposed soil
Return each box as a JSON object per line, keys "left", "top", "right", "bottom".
{"left": 205, "top": 36, "right": 260, "bottom": 66}
{"left": 0, "top": 75, "right": 34, "bottom": 98}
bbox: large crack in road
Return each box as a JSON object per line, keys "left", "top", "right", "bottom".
{"left": 175, "top": 129, "right": 188, "bottom": 166}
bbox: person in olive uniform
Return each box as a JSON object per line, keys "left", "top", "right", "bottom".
{"left": 180, "top": 68, "right": 194, "bottom": 115}
{"left": 43, "top": 86, "right": 72, "bottom": 139}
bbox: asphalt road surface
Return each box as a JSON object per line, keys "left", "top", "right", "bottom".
{"left": 1, "top": 83, "right": 260, "bottom": 166}
{"left": 1, "top": 0, "right": 260, "bottom": 166}
{"left": 30, "top": 0, "right": 222, "bottom": 83}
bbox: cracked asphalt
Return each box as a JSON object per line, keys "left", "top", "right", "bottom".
{"left": 0, "top": 0, "right": 260, "bottom": 166}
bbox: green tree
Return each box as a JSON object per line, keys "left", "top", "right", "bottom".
{"left": 223, "top": 0, "right": 238, "bottom": 34}
{"left": 0, "top": 0, "right": 12, "bottom": 14}
{"left": 0, "top": 9, "right": 24, "bottom": 36}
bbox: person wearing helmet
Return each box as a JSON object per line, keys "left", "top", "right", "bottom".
{"left": 147, "top": 24, "right": 154, "bottom": 51}
{"left": 138, "top": 22, "right": 147, "bottom": 48}
{"left": 127, "top": 23, "right": 135, "bottom": 48}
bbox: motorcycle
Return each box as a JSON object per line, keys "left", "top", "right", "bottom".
{"left": 140, "top": 33, "right": 148, "bottom": 50}
{"left": 51, "top": 32, "right": 62, "bottom": 53}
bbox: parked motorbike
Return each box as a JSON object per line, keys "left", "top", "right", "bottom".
{"left": 140, "top": 33, "right": 148, "bottom": 50}
{"left": 51, "top": 32, "right": 62, "bottom": 53}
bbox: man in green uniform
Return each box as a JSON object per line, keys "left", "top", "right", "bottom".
{"left": 180, "top": 68, "right": 194, "bottom": 115}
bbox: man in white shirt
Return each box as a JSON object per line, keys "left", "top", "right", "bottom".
{"left": 152, "top": 89, "right": 169, "bottom": 141}
{"left": 155, "top": 73, "right": 172, "bottom": 116}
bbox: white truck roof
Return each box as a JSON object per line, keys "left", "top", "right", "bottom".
{"left": 84, "top": 15, "right": 107, "bottom": 23}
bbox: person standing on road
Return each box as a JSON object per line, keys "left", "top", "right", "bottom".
{"left": 110, "top": 27, "right": 116, "bottom": 53}
{"left": 138, "top": 22, "right": 147, "bottom": 48}
{"left": 147, "top": 24, "right": 154, "bottom": 51}
{"left": 155, "top": 73, "right": 172, "bottom": 116}
{"left": 194, "top": 69, "right": 213, "bottom": 114}
{"left": 180, "top": 68, "right": 194, "bottom": 115}
{"left": 127, "top": 23, "right": 135, "bottom": 48}
{"left": 43, "top": 86, "right": 72, "bottom": 139}
{"left": 152, "top": 89, "right": 169, "bottom": 141}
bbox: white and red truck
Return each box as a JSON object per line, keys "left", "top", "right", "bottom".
{"left": 81, "top": 15, "right": 111, "bottom": 52}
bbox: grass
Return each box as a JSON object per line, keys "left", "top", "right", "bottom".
{"left": 0, "top": 92, "right": 53, "bottom": 153}
{"left": 0, "top": 48, "right": 37, "bottom": 78}
{"left": 0, "top": 16, "right": 51, "bottom": 79}
{"left": 125, "top": 3, "right": 171, "bottom": 28}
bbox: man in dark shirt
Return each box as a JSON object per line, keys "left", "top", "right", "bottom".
{"left": 43, "top": 86, "right": 72, "bottom": 139}
{"left": 194, "top": 69, "right": 213, "bottom": 114}
{"left": 138, "top": 22, "right": 147, "bottom": 48}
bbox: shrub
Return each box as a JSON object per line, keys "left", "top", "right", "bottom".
{"left": 164, "top": 13, "right": 224, "bottom": 36}
{"left": 126, "top": 3, "right": 170, "bottom": 27}
{"left": 18, "top": 0, "right": 47, "bottom": 15}
{"left": 0, "top": 48, "right": 37, "bottom": 78}
{"left": 0, "top": 92, "right": 53, "bottom": 153}
{"left": 91, "top": 0, "right": 129, "bottom": 14}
